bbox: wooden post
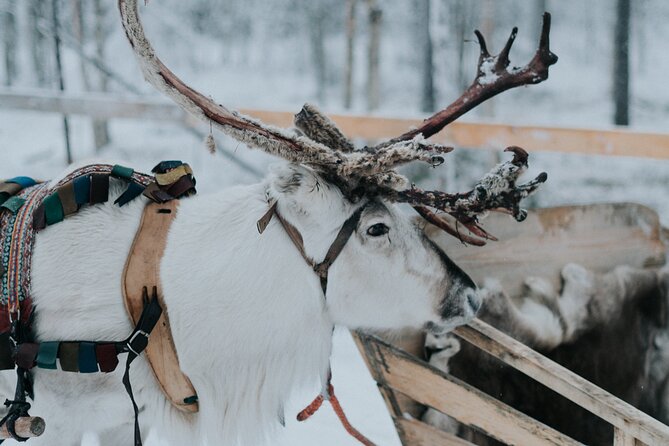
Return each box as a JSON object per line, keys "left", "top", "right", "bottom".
{"left": 613, "top": 427, "right": 635, "bottom": 446}
{"left": 0, "top": 416, "right": 45, "bottom": 439}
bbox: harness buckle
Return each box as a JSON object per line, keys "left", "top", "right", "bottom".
{"left": 126, "top": 330, "right": 150, "bottom": 356}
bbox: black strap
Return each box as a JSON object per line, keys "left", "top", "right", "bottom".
{"left": 119, "top": 286, "right": 163, "bottom": 446}
{"left": 0, "top": 319, "right": 34, "bottom": 443}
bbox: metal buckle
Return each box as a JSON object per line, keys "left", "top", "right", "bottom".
{"left": 126, "top": 330, "right": 149, "bottom": 356}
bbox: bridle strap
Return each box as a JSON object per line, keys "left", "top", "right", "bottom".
{"left": 256, "top": 201, "right": 376, "bottom": 445}
{"left": 312, "top": 206, "right": 364, "bottom": 292}
{"left": 257, "top": 201, "right": 365, "bottom": 294}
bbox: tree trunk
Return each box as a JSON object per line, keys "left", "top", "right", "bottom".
{"left": 480, "top": 0, "right": 495, "bottom": 120}
{"left": 307, "top": 2, "right": 327, "bottom": 104}
{"left": 1, "top": 0, "right": 18, "bottom": 86}
{"left": 613, "top": 0, "right": 631, "bottom": 126}
{"left": 453, "top": 0, "right": 470, "bottom": 93}
{"left": 71, "top": 0, "right": 91, "bottom": 89}
{"left": 419, "top": 0, "right": 435, "bottom": 113}
{"left": 51, "top": 0, "right": 72, "bottom": 164}
{"left": 91, "top": 0, "right": 110, "bottom": 150}
{"left": 366, "top": 0, "right": 382, "bottom": 111}
{"left": 28, "top": 0, "right": 50, "bottom": 86}
{"left": 535, "top": 0, "right": 548, "bottom": 36}
{"left": 343, "top": 0, "right": 357, "bottom": 109}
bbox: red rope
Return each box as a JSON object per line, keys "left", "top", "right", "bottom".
{"left": 297, "top": 382, "right": 376, "bottom": 446}
{"left": 296, "top": 393, "right": 325, "bottom": 422}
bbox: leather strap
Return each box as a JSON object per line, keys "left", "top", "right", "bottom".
{"left": 258, "top": 201, "right": 365, "bottom": 294}
{"left": 122, "top": 200, "right": 199, "bottom": 413}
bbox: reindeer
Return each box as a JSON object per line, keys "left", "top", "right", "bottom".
{"left": 423, "top": 263, "right": 668, "bottom": 444}
{"left": 0, "top": 1, "right": 556, "bottom": 445}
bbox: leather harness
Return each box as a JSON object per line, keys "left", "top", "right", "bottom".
{"left": 123, "top": 195, "right": 373, "bottom": 444}
{"left": 123, "top": 198, "right": 364, "bottom": 415}
{"left": 122, "top": 200, "right": 198, "bottom": 413}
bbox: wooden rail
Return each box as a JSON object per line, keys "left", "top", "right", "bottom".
{"left": 2, "top": 88, "right": 669, "bottom": 160}
{"left": 354, "top": 320, "right": 669, "bottom": 446}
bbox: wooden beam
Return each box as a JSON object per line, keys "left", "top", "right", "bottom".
{"left": 357, "top": 332, "right": 582, "bottom": 446}
{"left": 2, "top": 88, "right": 669, "bottom": 160}
{"left": 243, "top": 109, "right": 669, "bottom": 160}
{"left": 453, "top": 319, "right": 669, "bottom": 445}
{"left": 395, "top": 418, "right": 476, "bottom": 446}
{"left": 0, "top": 88, "right": 185, "bottom": 121}
{"left": 613, "top": 427, "right": 636, "bottom": 446}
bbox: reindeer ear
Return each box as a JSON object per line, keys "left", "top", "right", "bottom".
{"left": 270, "top": 163, "right": 326, "bottom": 197}
{"left": 271, "top": 164, "right": 306, "bottom": 194}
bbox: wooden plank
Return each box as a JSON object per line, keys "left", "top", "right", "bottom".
{"left": 395, "top": 418, "right": 476, "bottom": 446}
{"left": 0, "top": 88, "right": 186, "bottom": 121}
{"left": 453, "top": 319, "right": 669, "bottom": 446}
{"left": 242, "top": 109, "right": 669, "bottom": 160}
{"left": 2, "top": 88, "right": 669, "bottom": 160}
{"left": 427, "top": 203, "right": 666, "bottom": 298}
{"left": 613, "top": 427, "right": 636, "bottom": 446}
{"left": 360, "top": 333, "right": 582, "bottom": 446}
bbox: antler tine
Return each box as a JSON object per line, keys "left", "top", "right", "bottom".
{"left": 383, "top": 148, "right": 547, "bottom": 243}
{"left": 340, "top": 136, "right": 453, "bottom": 178}
{"left": 294, "top": 104, "right": 356, "bottom": 153}
{"left": 118, "top": 0, "right": 342, "bottom": 168}
{"left": 372, "top": 13, "right": 558, "bottom": 150}
{"left": 414, "top": 206, "right": 487, "bottom": 246}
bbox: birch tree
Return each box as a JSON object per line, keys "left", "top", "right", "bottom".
{"left": 343, "top": 0, "right": 357, "bottom": 109}
{"left": 366, "top": 0, "right": 382, "bottom": 111}
{"left": 613, "top": 0, "right": 631, "bottom": 125}
{"left": 1, "top": 0, "right": 17, "bottom": 86}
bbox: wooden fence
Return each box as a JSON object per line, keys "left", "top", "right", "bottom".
{"left": 354, "top": 320, "right": 669, "bottom": 446}
{"left": 1, "top": 88, "right": 669, "bottom": 160}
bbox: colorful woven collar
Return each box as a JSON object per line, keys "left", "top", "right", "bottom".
{"left": 0, "top": 161, "right": 196, "bottom": 334}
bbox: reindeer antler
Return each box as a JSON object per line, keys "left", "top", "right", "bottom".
{"left": 119, "top": 0, "right": 554, "bottom": 245}
{"left": 372, "top": 13, "right": 558, "bottom": 150}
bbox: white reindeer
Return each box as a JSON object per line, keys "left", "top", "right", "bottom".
{"left": 0, "top": 1, "right": 554, "bottom": 444}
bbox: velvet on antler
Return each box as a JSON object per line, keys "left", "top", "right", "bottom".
{"left": 119, "top": 0, "right": 555, "bottom": 245}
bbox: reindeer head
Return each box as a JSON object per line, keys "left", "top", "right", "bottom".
{"left": 119, "top": 0, "right": 556, "bottom": 334}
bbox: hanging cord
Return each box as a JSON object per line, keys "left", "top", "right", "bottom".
{"left": 297, "top": 375, "right": 376, "bottom": 446}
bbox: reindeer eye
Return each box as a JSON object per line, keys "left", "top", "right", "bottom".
{"left": 367, "top": 223, "right": 389, "bottom": 237}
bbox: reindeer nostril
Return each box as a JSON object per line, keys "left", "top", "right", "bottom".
{"left": 466, "top": 291, "right": 481, "bottom": 314}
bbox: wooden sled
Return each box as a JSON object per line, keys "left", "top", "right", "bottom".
{"left": 353, "top": 203, "right": 669, "bottom": 446}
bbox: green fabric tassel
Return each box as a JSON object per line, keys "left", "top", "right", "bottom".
{"left": 36, "top": 342, "right": 59, "bottom": 370}
{"left": 111, "top": 164, "right": 134, "bottom": 181}
{"left": 1, "top": 196, "right": 26, "bottom": 214}
{"left": 44, "top": 192, "right": 65, "bottom": 226}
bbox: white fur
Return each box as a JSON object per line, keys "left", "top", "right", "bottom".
{"left": 0, "top": 163, "right": 479, "bottom": 445}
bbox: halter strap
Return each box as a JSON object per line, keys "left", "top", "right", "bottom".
{"left": 257, "top": 201, "right": 365, "bottom": 295}
{"left": 256, "top": 200, "right": 376, "bottom": 445}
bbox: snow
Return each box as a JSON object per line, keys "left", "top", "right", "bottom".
{"left": 1, "top": 1, "right": 669, "bottom": 444}
{"left": 478, "top": 59, "right": 499, "bottom": 85}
